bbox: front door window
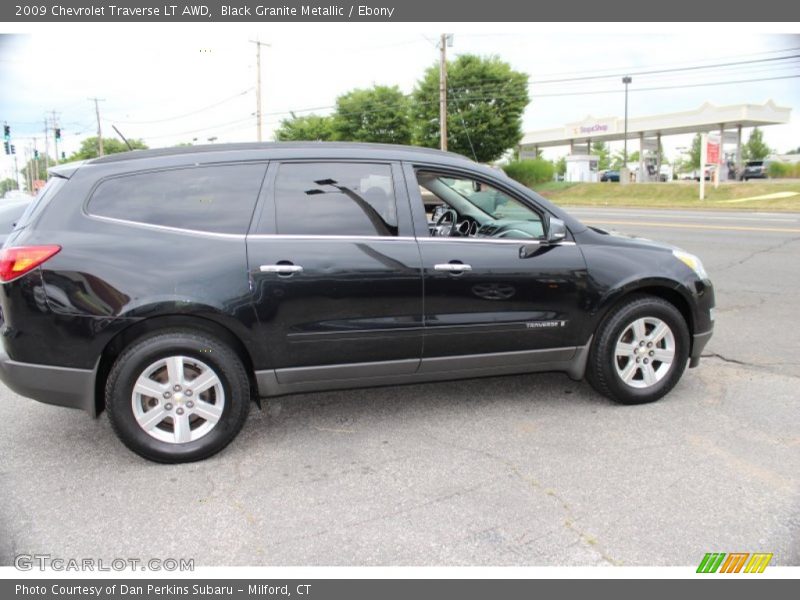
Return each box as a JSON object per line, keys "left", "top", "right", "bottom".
{"left": 417, "top": 171, "right": 545, "bottom": 239}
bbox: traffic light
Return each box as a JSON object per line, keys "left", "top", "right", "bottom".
{"left": 61, "top": 151, "right": 65, "bottom": 160}
{"left": 3, "top": 141, "right": 8, "bottom": 155}
{"left": 33, "top": 149, "right": 39, "bottom": 159}
{"left": 3, "top": 124, "right": 9, "bottom": 141}
{"left": 10, "top": 144, "right": 15, "bottom": 155}
{"left": 55, "top": 128, "right": 61, "bottom": 140}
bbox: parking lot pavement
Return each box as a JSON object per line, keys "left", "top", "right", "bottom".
{"left": 1, "top": 207, "right": 799, "bottom": 567}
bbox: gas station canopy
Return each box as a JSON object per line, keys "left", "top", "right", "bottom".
{"left": 519, "top": 100, "right": 791, "bottom": 151}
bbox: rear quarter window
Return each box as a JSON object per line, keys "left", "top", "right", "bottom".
{"left": 13, "top": 177, "right": 66, "bottom": 231}
{"left": 87, "top": 164, "right": 267, "bottom": 234}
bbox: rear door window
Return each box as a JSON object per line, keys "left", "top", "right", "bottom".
{"left": 273, "top": 162, "right": 399, "bottom": 236}
{"left": 88, "top": 163, "right": 267, "bottom": 234}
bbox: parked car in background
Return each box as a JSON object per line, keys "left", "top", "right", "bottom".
{"left": 740, "top": 160, "right": 771, "bottom": 181}
{"left": 0, "top": 198, "right": 33, "bottom": 246}
{"left": 3, "top": 190, "right": 32, "bottom": 201}
{"left": 691, "top": 166, "right": 716, "bottom": 181}
{"left": 600, "top": 170, "right": 620, "bottom": 182}
{"left": 0, "top": 142, "right": 714, "bottom": 463}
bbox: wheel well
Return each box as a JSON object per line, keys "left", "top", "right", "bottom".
{"left": 93, "top": 315, "right": 259, "bottom": 416}
{"left": 604, "top": 286, "right": 694, "bottom": 335}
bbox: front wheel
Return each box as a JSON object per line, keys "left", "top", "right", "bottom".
{"left": 105, "top": 330, "right": 251, "bottom": 463}
{"left": 587, "top": 295, "right": 690, "bottom": 405}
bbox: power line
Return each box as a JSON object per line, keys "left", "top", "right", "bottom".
{"left": 104, "top": 88, "right": 254, "bottom": 125}
{"left": 441, "top": 53, "right": 800, "bottom": 96}
{"left": 431, "top": 52, "right": 800, "bottom": 98}
{"left": 458, "top": 41, "right": 800, "bottom": 79}
{"left": 263, "top": 72, "right": 800, "bottom": 125}
{"left": 138, "top": 116, "right": 257, "bottom": 141}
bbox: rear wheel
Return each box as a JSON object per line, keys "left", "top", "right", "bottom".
{"left": 587, "top": 295, "right": 690, "bottom": 405}
{"left": 106, "top": 330, "right": 250, "bottom": 463}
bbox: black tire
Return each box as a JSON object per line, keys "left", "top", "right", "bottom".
{"left": 106, "top": 330, "right": 250, "bottom": 463}
{"left": 587, "top": 295, "right": 690, "bottom": 405}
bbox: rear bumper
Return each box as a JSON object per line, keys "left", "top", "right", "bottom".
{"left": 0, "top": 347, "right": 97, "bottom": 415}
{"left": 689, "top": 328, "right": 714, "bottom": 368}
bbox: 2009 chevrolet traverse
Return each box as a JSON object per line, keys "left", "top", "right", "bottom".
{"left": 0, "top": 143, "right": 714, "bottom": 462}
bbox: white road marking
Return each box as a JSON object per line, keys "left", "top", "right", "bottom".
{"left": 566, "top": 209, "right": 798, "bottom": 223}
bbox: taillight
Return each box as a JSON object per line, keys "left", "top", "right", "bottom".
{"left": 0, "top": 245, "right": 61, "bottom": 282}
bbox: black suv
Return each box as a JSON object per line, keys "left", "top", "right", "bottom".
{"left": 0, "top": 143, "right": 714, "bottom": 462}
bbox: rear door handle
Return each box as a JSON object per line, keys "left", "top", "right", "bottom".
{"left": 260, "top": 264, "right": 304, "bottom": 274}
{"left": 434, "top": 263, "right": 472, "bottom": 272}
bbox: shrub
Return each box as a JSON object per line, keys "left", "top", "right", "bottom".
{"left": 768, "top": 161, "right": 791, "bottom": 178}
{"left": 503, "top": 159, "right": 555, "bottom": 187}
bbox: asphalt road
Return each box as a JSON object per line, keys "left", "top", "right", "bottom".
{"left": 1, "top": 207, "right": 798, "bottom": 567}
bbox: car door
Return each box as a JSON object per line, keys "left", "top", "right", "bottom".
{"left": 247, "top": 160, "right": 424, "bottom": 384}
{"left": 403, "top": 164, "right": 590, "bottom": 370}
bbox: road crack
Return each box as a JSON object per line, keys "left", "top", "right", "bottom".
{"left": 701, "top": 353, "right": 800, "bottom": 380}
{"left": 714, "top": 235, "right": 800, "bottom": 273}
{"left": 702, "top": 352, "right": 751, "bottom": 366}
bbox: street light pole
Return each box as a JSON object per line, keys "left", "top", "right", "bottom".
{"left": 622, "top": 76, "right": 632, "bottom": 166}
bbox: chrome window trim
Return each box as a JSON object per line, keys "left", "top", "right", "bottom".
{"left": 247, "top": 234, "right": 575, "bottom": 246}
{"left": 419, "top": 237, "right": 577, "bottom": 246}
{"left": 84, "top": 213, "right": 246, "bottom": 239}
{"left": 81, "top": 218, "right": 577, "bottom": 247}
{"left": 248, "top": 234, "right": 417, "bottom": 241}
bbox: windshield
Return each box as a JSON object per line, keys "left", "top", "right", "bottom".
{"left": 436, "top": 176, "right": 540, "bottom": 222}
{"left": 13, "top": 176, "right": 67, "bottom": 231}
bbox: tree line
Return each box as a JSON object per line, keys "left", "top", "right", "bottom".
{"left": 274, "top": 54, "right": 529, "bottom": 164}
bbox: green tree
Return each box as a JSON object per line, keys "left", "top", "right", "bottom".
{"left": 611, "top": 149, "right": 640, "bottom": 168}
{"left": 0, "top": 178, "right": 19, "bottom": 195}
{"left": 68, "top": 136, "right": 148, "bottom": 161}
{"left": 555, "top": 156, "right": 566, "bottom": 177}
{"left": 20, "top": 156, "right": 53, "bottom": 183}
{"left": 411, "top": 54, "right": 529, "bottom": 162}
{"left": 742, "top": 127, "right": 771, "bottom": 160}
{"left": 591, "top": 141, "right": 611, "bottom": 170}
{"left": 274, "top": 114, "right": 335, "bottom": 142}
{"left": 332, "top": 85, "right": 411, "bottom": 144}
{"left": 688, "top": 133, "right": 702, "bottom": 169}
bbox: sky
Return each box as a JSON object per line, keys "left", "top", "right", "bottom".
{"left": 0, "top": 23, "right": 798, "bottom": 181}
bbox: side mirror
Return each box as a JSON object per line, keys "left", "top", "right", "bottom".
{"left": 520, "top": 216, "right": 568, "bottom": 258}
{"left": 545, "top": 216, "right": 567, "bottom": 244}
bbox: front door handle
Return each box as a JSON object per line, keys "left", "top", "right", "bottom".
{"left": 434, "top": 262, "right": 472, "bottom": 273}
{"left": 260, "top": 264, "right": 304, "bottom": 275}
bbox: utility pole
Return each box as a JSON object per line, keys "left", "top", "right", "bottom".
{"left": 89, "top": 97, "right": 105, "bottom": 156}
{"left": 28, "top": 147, "right": 33, "bottom": 192}
{"left": 32, "top": 138, "right": 39, "bottom": 189}
{"left": 439, "top": 34, "right": 452, "bottom": 152}
{"left": 51, "top": 110, "right": 60, "bottom": 163}
{"left": 43, "top": 118, "right": 50, "bottom": 171}
{"left": 249, "top": 38, "right": 270, "bottom": 142}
